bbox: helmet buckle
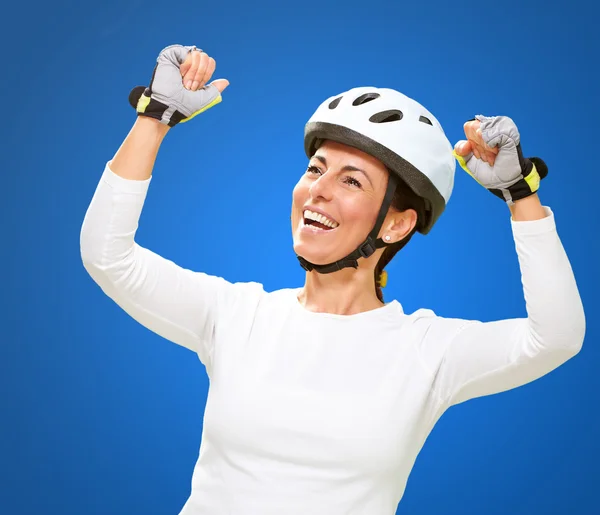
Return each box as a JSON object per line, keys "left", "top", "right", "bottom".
{"left": 358, "top": 239, "right": 376, "bottom": 258}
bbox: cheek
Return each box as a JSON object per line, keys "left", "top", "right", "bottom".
{"left": 292, "top": 180, "right": 308, "bottom": 212}
{"left": 342, "top": 197, "right": 377, "bottom": 228}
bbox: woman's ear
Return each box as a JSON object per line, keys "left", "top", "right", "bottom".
{"left": 382, "top": 209, "right": 417, "bottom": 243}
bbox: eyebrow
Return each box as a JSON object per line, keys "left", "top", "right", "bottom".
{"left": 312, "top": 155, "right": 373, "bottom": 186}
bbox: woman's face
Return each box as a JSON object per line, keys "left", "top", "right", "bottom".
{"left": 291, "top": 140, "right": 391, "bottom": 265}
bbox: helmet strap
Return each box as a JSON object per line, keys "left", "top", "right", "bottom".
{"left": 297, "top": 174, "right": 398, "bottom": 274}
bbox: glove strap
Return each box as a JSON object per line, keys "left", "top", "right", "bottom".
{"left": 128, "top": 67, "right": 222, "bottom": 127}
{"left": 129, "top": 85, "right": 221, "bottom": 127}
{"left": 488, "top": 151, "right": 548, "bottom": 203}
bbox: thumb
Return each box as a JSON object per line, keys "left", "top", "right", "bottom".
{"left": 209, "top": 78, "right": 230, "bottom": 94}
{"left": 453, "top": 140, "right": 471, "bottom": 156}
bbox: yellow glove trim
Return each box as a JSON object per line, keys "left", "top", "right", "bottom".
{"left": 524, "top": 162, "right": 541, "bottom": 193}
{"left": 180, "top": 95, "right": 223, "bottom": 123}
{"left": 136, "top": 93, "right": 151, "bottom": 113}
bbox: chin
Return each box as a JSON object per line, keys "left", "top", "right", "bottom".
{"left": 292, "top": 219, "right": 354, "bottom": 265}
{"left": 292, "top": 237, "right": 342, "bottom": 266}
{"left": 294, "top": 248, "right": 331, "bottom": 266}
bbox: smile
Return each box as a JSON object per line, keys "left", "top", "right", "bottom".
{"left": 300, "top": 218, "right": 339, "bottom": 234}
{"left": 302, "top": 209, "right": 339, "bottom": 231}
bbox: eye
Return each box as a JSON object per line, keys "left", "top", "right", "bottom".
{"left": 306, "top": 165, "right": 322, "bottom": 175}
{"left": 344, "top": 176, "right": 362, "bottom": 188}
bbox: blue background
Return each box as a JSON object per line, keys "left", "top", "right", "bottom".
{"left": 2, "top": 0, "right": 598, "bottom": 513}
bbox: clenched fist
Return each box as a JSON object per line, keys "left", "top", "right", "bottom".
{"left": 129, "top": 44, "right": 229, "bottom": 127}
{"left": 453, "top": 115, "right": 548, "bottom": 203}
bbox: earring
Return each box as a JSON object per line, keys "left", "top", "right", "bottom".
{"left": 384, "top": 235, "right": 391, "bottom": 242}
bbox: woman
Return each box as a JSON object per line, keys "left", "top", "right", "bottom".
{"left": 80, "top": 44, "right": 586, "bottom": 515}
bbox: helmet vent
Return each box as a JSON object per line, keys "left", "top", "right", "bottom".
{"left": 328, "top": 96, "right": 342, "bottom": 109}
{"left": 419, "top": 115, "right": 432, "bottom": 125}
{"left": 352, "top": 92, "right": 380, "bottom": 106}
{"left": 369, "top": 110, "right": 403, "bottom": 123}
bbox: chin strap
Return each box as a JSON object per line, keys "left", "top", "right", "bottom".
{"left": 297, "top": 174, "right": 398, "bottom": 274}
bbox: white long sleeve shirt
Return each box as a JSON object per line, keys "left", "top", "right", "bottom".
{"left": 80, "top": 162, "right": 585, "bottom": 515}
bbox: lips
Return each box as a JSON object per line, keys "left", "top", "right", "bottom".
{"left": 303, "top": 207, "right": 339, "bottom": 230}
{"left": 300, "top": 218, "right": 339, "bottom": 234}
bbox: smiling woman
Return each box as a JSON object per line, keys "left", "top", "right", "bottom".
{"left": 292, "top": 141, "right": 427, "bottom": 301}
{"left": 80, "top": 44, "right": 585, "bottom": 515}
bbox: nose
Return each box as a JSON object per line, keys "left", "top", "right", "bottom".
{"left": 308, "top": 171, "right": 334, "bottom": 201}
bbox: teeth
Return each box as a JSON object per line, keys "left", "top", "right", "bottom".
{"left": 303, "top": 210, "right": 339, "bottom": 228}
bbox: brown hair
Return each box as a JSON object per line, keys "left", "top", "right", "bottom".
{"left": 374, "top": 174, "right": 428, "bottom": 302}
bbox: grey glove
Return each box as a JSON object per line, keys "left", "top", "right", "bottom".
{"left": 128, "top": 44, "right": 222, "bottom": 127}
{"left": 453, "top": 115, "right": 548, "bottom": 203}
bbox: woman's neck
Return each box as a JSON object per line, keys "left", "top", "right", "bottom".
{"left": 297, "top": 268, "right": 384, "bottom": 315}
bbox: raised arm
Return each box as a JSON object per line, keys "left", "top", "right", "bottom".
{"left": 80, "top": 117, "right": 234, "bottom": 366}
{"left": 80, "top": 45, "right": 238, "bottom": 370}
{"left": 418, "top": 117, "right": 586, "bottom": 407}
{"left": 425, "top": 195, "right": 585, "bottom": 407}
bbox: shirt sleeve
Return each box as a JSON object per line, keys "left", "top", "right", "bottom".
{"left": 79, "top": 161, "right": 262, "bottom": 373}
{"left": 419, "top": 206, "right": 586, "bottom": 408}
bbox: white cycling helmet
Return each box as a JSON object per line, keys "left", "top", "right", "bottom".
{"left": 298, "top": 86, "right": 456, "bottom": 274}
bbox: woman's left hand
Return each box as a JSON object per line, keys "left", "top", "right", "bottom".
{"left": 452, "top": 115, "right": 548, "bottom": 203}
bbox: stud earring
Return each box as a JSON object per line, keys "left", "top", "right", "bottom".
{"left": 384, "top": 235, "right": 391, "bottom": 242}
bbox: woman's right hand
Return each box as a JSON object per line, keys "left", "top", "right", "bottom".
{"left": 129, "top": 44, "right": 229, "bottom": 127}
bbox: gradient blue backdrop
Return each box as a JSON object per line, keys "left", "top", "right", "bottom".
{"left": 2, "top": 0, "right": 598, "bottom": 514}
